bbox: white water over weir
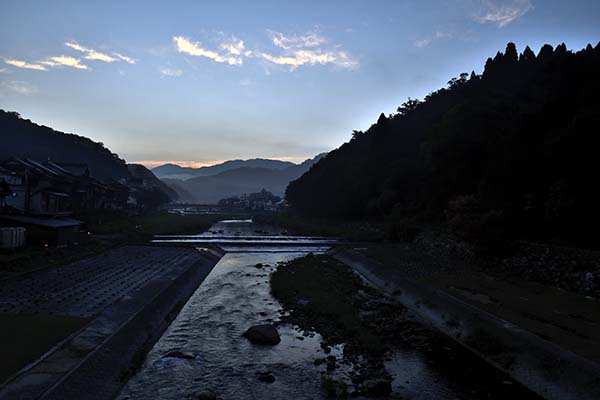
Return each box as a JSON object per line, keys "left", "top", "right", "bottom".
{"left": 151, "top": 219, "right": 337, "bottom": 252}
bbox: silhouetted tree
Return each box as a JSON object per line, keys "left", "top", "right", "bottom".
{"left": 520, "top": 45, "right": 536, "bottom": 61}
{"left": 505, "top": 42, "right": 518, "bottom": 63}
{"left": 397, "top": 98, "right": 421, "bottom": 115}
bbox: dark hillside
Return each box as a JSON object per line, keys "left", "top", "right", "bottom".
{"left": 286, "top": 42, "right": 600, "bottom": 246}
{"left": 127, "top": 164, "right": 178, "bottom": 201}
{"left": 0, "top": 110, "right": 129, "bottom": 180}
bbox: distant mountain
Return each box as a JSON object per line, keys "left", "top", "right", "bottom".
{"left": 152, "top": 158, "right": 296, "bottom": 180}
{"left": 0, "top": 110, "right": 129, "bottom": 180}
{"left": 166, "top": 153, "right": 326, "bottom": 203}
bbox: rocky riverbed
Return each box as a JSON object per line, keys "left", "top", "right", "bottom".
{"left": 271, "top": 254, "right": 542, "bottom": 399}
{"left": 116, "top": 219, "right": 541, "bottom": 400}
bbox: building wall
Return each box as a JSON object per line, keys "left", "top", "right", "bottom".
{"left": 4, "top": 187, "right": 26, "bottom": 210}
{"left": 0, "top": 173, "right": 22, "bottom": 186}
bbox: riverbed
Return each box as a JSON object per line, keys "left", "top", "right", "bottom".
{"left": 117, "top": 219, "right": 538, "bottom": 399}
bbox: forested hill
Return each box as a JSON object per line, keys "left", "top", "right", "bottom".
{"left": 127, "top": 164, "right": 178, "bottom": 201}
{"left": 0, "top": 110, "right": 129, "bottom": 180}
{"left": 153, "top": 159, "right": 296, "bottom": 180}
{"left": 286, "top": 42, "right": 600, "bottom": 244}
{"left": 166, "top": 153, "right": 326, "bottom": 204}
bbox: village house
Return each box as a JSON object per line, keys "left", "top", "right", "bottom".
{"left": 0, "top": 158, "right": 128, "bottom": 245}
{"left": 0, "top": 165, "right": 19, "bottom": 208}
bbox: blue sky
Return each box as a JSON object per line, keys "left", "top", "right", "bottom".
{"left": 1, "top": 0, "right": 599, "bottom": 167}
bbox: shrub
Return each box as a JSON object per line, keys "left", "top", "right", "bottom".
{"left": 446, "top": 195, "right": 511, "bottom": 258}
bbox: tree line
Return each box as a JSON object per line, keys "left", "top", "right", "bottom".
{"left": 286, "top": 42, "right": 600, "bottom": 247}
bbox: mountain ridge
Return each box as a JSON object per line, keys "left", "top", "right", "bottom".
{"left": 165, "top": 153, "right": 327, "bottom": 203}
{"left": 152, "top": 158, "right": 297, "bottom": 180}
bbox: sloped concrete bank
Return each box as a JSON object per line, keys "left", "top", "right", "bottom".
{"left": 0, "top": 246, "right": 224, "bottom": 400}
{"left": 42, "top": 248, "right": 224, "bottom": 400}
{"left": 332, "top": 249, "right": 600, "bottom": 400}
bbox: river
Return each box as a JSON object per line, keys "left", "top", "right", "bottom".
{"left": 117, "top": 219, "right": 538, "bottom": 399}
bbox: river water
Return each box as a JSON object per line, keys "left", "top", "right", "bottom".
{"left": 118, "top": 219, "right": 537, "bottom": 400}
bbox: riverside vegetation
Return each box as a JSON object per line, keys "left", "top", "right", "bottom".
{"left": 270, "top": 254, "right": 539, "bottom": 398}
{"left": 0, "top": 211, "right": 226, "bottom": 278}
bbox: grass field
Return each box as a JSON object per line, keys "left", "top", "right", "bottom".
{"left": 271, "top": 254, "right": 384, "bottom": 352}
{"left": 0, "top": 211, "right": 230, "bottom": 278}
{"left": 80, "top": 210, "right": 229, "bottom": 237}
{"left": 253, "top": 212, "right": 385, "bottom": 241}
{"left": 0, "top": 313, "right": 90, "bottom": 384}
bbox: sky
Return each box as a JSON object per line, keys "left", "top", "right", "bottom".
{"left": 1, "top": 0, "right": 599, "bottom": 167}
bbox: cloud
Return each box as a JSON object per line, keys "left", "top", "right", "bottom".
{"left": 113, "top": 52, "right": 136, "bottom": 64}
{"left": 4, "top": 42, "right": 133, "bottom": 73}
{"left": 414, "top": 38, "right": 432, "bottom": 48}
{"left": 0, "top": 80, "right": 37, "bottom": 95}
{"left": 41, "top": 56, "right": 88, "bottom": 70}
{"left": 239, "top": 78, "right": 252, "bottom": 86}
{"left": 271, "top": 31, "right": 325, "bottom": 50}
{"left": 220, "top": 39, "right": 245, "bottom": 56}
{"left": 65, "top": 42, "right": 116, "bottom": 62}
{"left": 261, "top": 31, "right": 358, "bottom": 70}
{"left": 414, "top": 31, "right": 452, "bottom": 47}
{"left": 66, "top": 42, "right": 136, "bottom": 64}
{"left": 474, "top": 0, "right": 533, "bottom": 27}
{"left": 160, "top": 67, "right": 183, "bottom": 77}
{"left": 4, "top": 59, "right": 47, "bottom": 71}
{"left": 173, "top": 36, "right": 243, "bottom": 65}
{"left": 172, "top": 30, "right": 357, "bottom": 71}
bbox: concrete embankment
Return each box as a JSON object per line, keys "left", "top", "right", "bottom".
{"left": 0, "top": 246, "right": 224, "bottom": 400}
{"left": 332, "top": 248, "right": 600, "bottom": 400}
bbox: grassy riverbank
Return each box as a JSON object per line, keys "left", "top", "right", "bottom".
{"left": 272, "top": 254, "right": 387, "bottom": 353}
{"left": 0, "top": 211, "right": 226, "bottom": 279}
{"left": 254, "top": 212, "right": 385, "bottom": 241}
{"left": 271, "top": 254, "right": 408, "bottom": 396}
{"left": 80, "top": 210, "right": 227, "bottom": 238}
{"left": 271, "top": 253, "right": 542, "bottom": 398}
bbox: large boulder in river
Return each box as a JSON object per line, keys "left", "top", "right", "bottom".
{"left": 243, "top": 324, "right": 281, "bottom": 345}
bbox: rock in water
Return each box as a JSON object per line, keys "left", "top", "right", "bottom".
{"left": 257, "top": 371, "right": 276, "bottom": 383}
{"left": 243, "top": 324, "right": 281, "bottom": 345}
{"left": 162, "top": 350, "right": 196, "bottom": 360}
